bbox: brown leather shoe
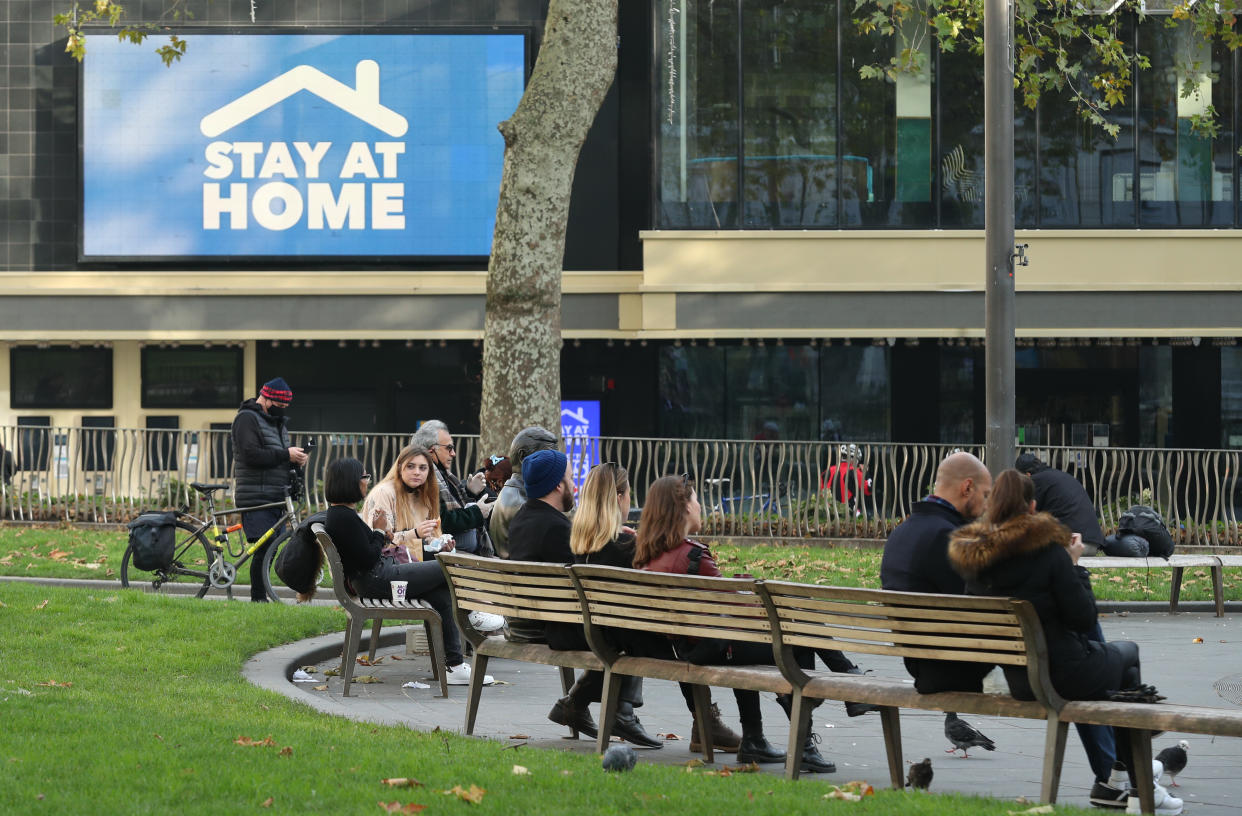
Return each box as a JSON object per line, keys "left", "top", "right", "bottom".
{"left": 690, "top": 703, "right": 742, "bottom": 753}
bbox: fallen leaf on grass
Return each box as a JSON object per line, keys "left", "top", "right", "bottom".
{"left": 279, "top": 746, "right": 293, "bottom": 757}
{"left": 823, "top": 788, "right": 860, "bottom": 801}
{"left": 508, "top": 734, "right": 530, "bottom": 740}
{"left": 381, "top": 778, "right": 424, "bottom": 788}
{"left": 378, "top": 802, "right": 427, "bottom": 813}
{"left": 48, "top": 549, "right": 69, "bottom": 560}
{"left": 261, "top": 797, "right": 273, "bottom": 808}
{"left": 1007, "top": 806, "right": 1054, "bottom": 815}
{"left": 34, "top": 600, "right": 49, "bottom": 610}
{"left": 234, "top": 736, "right": 278, "bottom": 747}
{"left": 352, "top": 675, "right": 381, "bottom": 684}
{"left": 723, "top": 762, "right": 761, "bottom": 773}
{"left": 512, "top": 765, "right": 529, "bottom": 775}
{"left": 444, "top": 784, "right": 485, "bottom": 804}
{"left": 36, "top": 680, "right": 72, "bottom": 688}
{"left": 0, "top": 600, "right": 6, "bottom": 607}
{"left": 683, "top": 758, "right": 705, "bottom": 768}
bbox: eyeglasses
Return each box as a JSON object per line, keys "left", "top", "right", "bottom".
{"left": 361, "top": 473, "right": 372, "bottom": 481}
{"left": 433, "top": 443, "right": 456, "bottom": 453}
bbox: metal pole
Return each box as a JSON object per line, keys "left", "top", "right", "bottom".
{"left": 984, "top": 0, "right": 1016, "bottom": 475}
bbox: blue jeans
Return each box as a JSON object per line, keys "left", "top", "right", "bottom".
{"left": 1078, "top": 622, "right": 1117, "bottom": 782}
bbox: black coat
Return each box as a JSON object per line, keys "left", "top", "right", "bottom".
{"left": 880, "top": 499, "right": 969, "bottom": 595}
{"left": 948, "top": 512, "right": 1115, "bottom": 700}
{"left": 231, "top": 399, "right": 292, "bottom": 507}
{"left": 1026, "top": 462, "right": 1104, "bottom": 548}
{"left": 506, "top": 499, "right": 573, "bottom": 644}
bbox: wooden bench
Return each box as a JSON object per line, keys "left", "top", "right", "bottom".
{"left": 756, "top": 580, "right": 1065, "bottom": 788}
{"left": 1084, "top": 554, "right": 1225, "bottom": 616}
{"left": 312, "top": 524, "right": 448, "bottom": 697}
{"left": 568, "top": 564, "right": 792, "bottom": 759}
{"left": 437, "top": 552, "right": 604, "bottom": 737}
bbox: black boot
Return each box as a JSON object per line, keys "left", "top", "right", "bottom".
{"left": 547, "top": 677, "right": 598, "bottom": 739}
{"left": 800, "top": 732, "right": 836, "bottom": 774}
{"left": 612, "top": 701, "right": 663, "bottom": 749}
{"left": 842, "top": 667, "right": 881, "bottom": 717}
{"left": 736, "top": 720, "right": 785, "bottom": 765}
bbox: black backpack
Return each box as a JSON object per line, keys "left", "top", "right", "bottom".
{"left": 126, "top": 512, "right": 177, "bottom": 572}
{"left": 1118, "top": 505, "right": 1175, "bottom": 558}
{"left": 276, "top": 510, "right": 327, "bottom": 595}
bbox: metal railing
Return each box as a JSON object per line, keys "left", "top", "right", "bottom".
{"left": 2, "top": 426, "right": 1239, "bottom": 547}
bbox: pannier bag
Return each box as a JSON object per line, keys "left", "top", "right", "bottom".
{"left": 126, "top": 511, "right": 178, "bottom": 572}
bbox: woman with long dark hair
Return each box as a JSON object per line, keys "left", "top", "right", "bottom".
{"left": 322, "top": 457, "right": 491, "bottom": 687}
{"left": 633, "top": 474, "right": 836, "bottom": 774}
{"left": 948, "top": 469, "right": 1180, "bottom": 814}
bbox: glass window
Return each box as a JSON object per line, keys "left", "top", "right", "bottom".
{"left": 1139, "top": 345, "right": 1173, "bottom": 447}
{"left": 656, "top": 0, "right": 741, "bottom": 228}
{"left": 141, "top": 346, "right": 243, "bottom": 409}
{"left": 659, "top": 345, "right": 726, "bottom": 438}
{"left": 145, "top": 415, "right": 180, "bottom": 472}
{"left": 1223, "top": 348, "right": 1242, "bottom": 448}
{"left": 820, "top": 345, "right": 890, "bottom": 441}
{"left": 726, "top": 345, "right": 819, "bottom": 439}
{"left": 939, "top": 345, "right": 976, "bottom": 443}
{"left": 1138, "top": 23, "right": 1235, "bottom": 226}
{"left": 10, "top": 347, "right": 113, "bottom": 409}
{"left": 741, "top": 1, "right": 839, "bottom": 227}
{"left": 937, "top": 49, "right": 986, "bottom": 227}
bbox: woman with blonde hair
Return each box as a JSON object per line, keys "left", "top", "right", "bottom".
{"left": 362, "top": 445, "right": 447, "bottom": 563}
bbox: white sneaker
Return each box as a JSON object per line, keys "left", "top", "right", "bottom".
{"left": 444, "top": 662, "right": 494, "bottom": 686}
{"left": 1125, "top": 782, "right": 1183, "bottom": 815}
{"left": 468, "top": 610, "right": 506, "bottom": 633}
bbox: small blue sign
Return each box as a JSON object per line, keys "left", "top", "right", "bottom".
{"left": 561, "top": 400, "right": 601, "bottom": 493}
{"left": 81, "top": 33, "right": 525, "bottom": 258}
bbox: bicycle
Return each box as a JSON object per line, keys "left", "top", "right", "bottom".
{"left": 120, "top": 481, "right": 304, "bottom": 603}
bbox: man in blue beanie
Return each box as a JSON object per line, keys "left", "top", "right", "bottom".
{"left": 504, "top": 449, "right": 662, "bottom": 749}
{"left": 231, "top": 376, "right": 308, "bottom": 602}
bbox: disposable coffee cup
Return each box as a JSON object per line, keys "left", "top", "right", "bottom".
{"left": 391, "top": 581, "right": 408, "bottom": 602}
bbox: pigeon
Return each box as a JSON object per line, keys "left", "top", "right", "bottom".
{"left": 944, "top": 712, "right": 996, "bottom": 758}
{"left": 906, "top": 757, "right": 934, "bottom": 789}
{"left": 602, "top": 743, "right": 637, "bottom": 772}
{"left": 1154, "top": 740, "right": 1189, "bottom": 787}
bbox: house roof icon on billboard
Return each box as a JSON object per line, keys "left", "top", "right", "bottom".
{"left": 199, "top": 59, "right": 408, "bottom": 138}
{"left": 562, "top": 407, "right": 590, "bottom": 425}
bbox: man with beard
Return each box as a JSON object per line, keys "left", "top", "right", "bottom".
{"left": 504, "top": 448, "right": 660, "bottom": 748}
{"left": 880, "top": 451, "right": 993, "bottom": 693}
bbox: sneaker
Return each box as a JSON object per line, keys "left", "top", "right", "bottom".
{"left": 1090, "top": 780, "right": 1129, "bottom": 809}
{"left": 1125, "top": 783, "right": 1183, "bottom": 815}
{"left": 467, "top": 610, "right": 506, "bottom": 633}
{"left": 444, "top": 662, "right": 494, "bottom": 686}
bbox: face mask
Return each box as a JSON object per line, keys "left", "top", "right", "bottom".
{"left": 267, "top": 405, "right": 287, "bottom": 418}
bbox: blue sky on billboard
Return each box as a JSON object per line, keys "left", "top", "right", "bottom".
{"left": 81, "top": 33, "right": 525, "bottom": 258}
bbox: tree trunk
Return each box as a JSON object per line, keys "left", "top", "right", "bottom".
{"left": 478, "top": 0, "right": 618, "bottom": 458}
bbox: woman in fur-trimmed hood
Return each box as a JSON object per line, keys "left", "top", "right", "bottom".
{"left": 947, "top": 469, "right": 1140, "bottom": 703}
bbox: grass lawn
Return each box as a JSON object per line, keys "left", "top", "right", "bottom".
{"left": 0, "top": 582, "right": 1088, "bottom": 815}
{"left": 1, "top": 523, "right": 1237, "bottom": 603}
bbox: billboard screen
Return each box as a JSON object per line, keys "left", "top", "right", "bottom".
{"left": 81, "top": 32, "right": 526, "bottom": 259}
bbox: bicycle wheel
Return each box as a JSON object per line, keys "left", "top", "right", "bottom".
{"left": 260, "top": 531, "right": 305, "bottom": 604}
{"left": 120, "top": 520, "right": 214, "bottom": 598}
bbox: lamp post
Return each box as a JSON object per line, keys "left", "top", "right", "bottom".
{"left": 984, "top": 0, "right": 1016, "bottom": 475}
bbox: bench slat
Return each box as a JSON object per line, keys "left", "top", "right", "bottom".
{"left": 576, "top": 579, "right": 761, "bottom": 607}
{"left": 449, "top": 575, "right": 580, "bottom": 598}
{"left": 1059, "top": 701, "right": 1242, "bottom": 737}
{"left": 442, "top": 565, "right": 577, "bottom": 587}
{"left": 773, "top": 607, "right": 1024, "bottom": 638}
{"left": 778, "top": 620, "right": 1027, "bottom": 653}
{"left": 801, "top": 674, "right": 1049, "bottom": 718}
{"left": 783, "top": 635, "right": 1029, "bottom": 665}
{"left": 454, "top": 586, "right": 581, "bottom": 611}
{"left": 589, "top": 615, "right": 773, "bottom": 644}
{"left": 580, "top": 588, "right": 766, "bottom": 617}
{"left": 609, "top": 656, "right": 790, "bottom": 693}
{"left": 769, "top": 594, "right": 1021, "bottom": 625}
{"left": 586, "top": 603, "right": 770, "bottom": 631}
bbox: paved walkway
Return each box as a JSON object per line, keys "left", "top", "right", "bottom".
{"left": 245, "top": 610, "right": 1242, "bottom": 813}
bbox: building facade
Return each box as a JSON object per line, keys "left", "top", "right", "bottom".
{"left": 1, "top": 0, "right": 1241, "bottom": 449}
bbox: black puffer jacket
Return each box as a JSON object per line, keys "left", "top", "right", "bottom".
{"left": 1022, "top": 460, "right": 1104, "bottom": 551}
{"left": 948, "top": 512, "right": 1114, "bottom": 701}
{"left": 231, "top": 399, "right": 292, "bottom": 507}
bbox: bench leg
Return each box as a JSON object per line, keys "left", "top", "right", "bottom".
{"left": 1040, "top": 716, "right": 1069, "bottom": 804}
{"left": 463, "top": 653, "right": 490, "bottom": 736}
{"left": 783, "top": 691, "right": 811, "bottom": 781}
{"left": 1128, "top": 728, "right": 1155, "bottom": 814}
{"left": 596, "top": 669, "right": 623, "bottom": 755}
{"left": 425, "top": 620, "right": 448, "bottom": 698}
{"left": 368, "top": 619, "right": 384, "bottom": 662}
{"left": 878, "top": 706, "right": 903, "bottom": 789}
{"left": 690, "top": 684, "right": 714, "bottom": 764}
{"left": 1212, "top": 564, "right": 1225, "bottom": 617}
{"left": 1170, "top": 567, "right": 1184, "bottom": 614}
{"left": 340, "top": 615, "right": 365, "bottom": 697}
